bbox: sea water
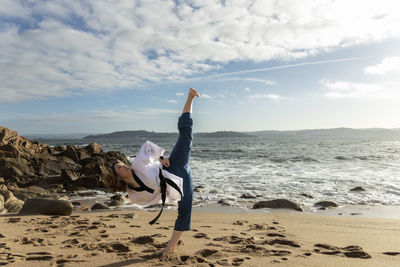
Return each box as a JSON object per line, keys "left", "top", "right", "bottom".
{"left": 43, "top": 135, "right": 400, "bottom": 211}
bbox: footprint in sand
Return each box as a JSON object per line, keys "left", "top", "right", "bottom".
{"left": 233, "top": 220, "right": 248, "bottom": 225}
{"left": 25, "top": 252, "right": 53, "bottom": 261}
{"left": 6, "top": 218, "right": 20, "bottom": 223}
{"left": 314, "top": 243, "right": 371, "bottom": 259}
{"left": 194, "top": 233, "right": 210, "bottom": 239}
{"left": 383, "top": 252, "right": 400, "bottom": 256}
{"left": 131, "top": 236, "right": 155, "bottom": 245}
{"left": 248, "top": 224, "right": 266, "bottom": 230}
{"left": 267, "top": 238, "right": 301, "bottom": 248}
{"left": 156, "top": 226, "right": 170, "bottom": 230}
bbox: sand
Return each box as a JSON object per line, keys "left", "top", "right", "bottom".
{"left": 0, "top": 209, "right": 399, "bottom": 266}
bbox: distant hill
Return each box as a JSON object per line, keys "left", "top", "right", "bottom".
{"left": 83, "top": 130, "right": 255, "bottom": 139}
{"left": 249, "top": 128, "right": 400, "bottom": 139}
{"left": 43, "top": 127, "right": 400, "bottom": 140}
{"left": 83, "top": 130, "right": 177, "bottom": 139}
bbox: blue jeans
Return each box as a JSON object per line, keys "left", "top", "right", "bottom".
{"left": 163, "top": 112, "right": 193, "bottom": 231}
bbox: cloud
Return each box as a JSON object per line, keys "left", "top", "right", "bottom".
{"left": 201, "top": 94, "right": 212, "bottom": 99}
{"left": 321, "top": 79, "right": 383, "bottom": 98}
{"left": 364, "top": 57, "right": 400, "bottom": 75}
{"left": 176, "top": 92, "right": 184, "bottom": 96}
{"left": 2, "top": 108, "right": 180, "bottom": 123}
{"left": 244, "top": 87, "right": 251, "bottom": 92}
{"left": 249, "top": 94, "right": 285, "bottom": 100}
{"left": 1, "top": 0, "right": 399, "bottom": 103}
{"left": 166, "top": 99, "right": 178, "bottom": 103}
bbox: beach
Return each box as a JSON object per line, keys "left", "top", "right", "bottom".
{"left": 1, "top": 208, "right": 399, "bottom": 267}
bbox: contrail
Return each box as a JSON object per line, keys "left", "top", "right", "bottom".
{"left": 176, "top": 56, "right": 369, "bottom": 83}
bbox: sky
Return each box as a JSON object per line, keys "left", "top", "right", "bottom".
{"left": 1, "top": 0, "right": 400, "bottom": 135}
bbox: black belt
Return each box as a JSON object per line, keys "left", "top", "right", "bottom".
{"left": 128, "top": 169, "right": 183, "bottom": 225}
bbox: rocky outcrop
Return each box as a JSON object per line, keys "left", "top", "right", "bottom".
{"left": 18, "top": 198, "right": 73, "bottom": 215}
{"left": 252, "top": 199, "right": 303, "bottom": 211}
{"left": 0, "top": 125, "right": 130, "bottom": 213}
{"left": 0, "top": 126, "right": 129, "bottom": 191}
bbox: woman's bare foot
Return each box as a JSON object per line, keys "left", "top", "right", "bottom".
{"left": 189, "top": 87, "right": 200, "bottom": 98}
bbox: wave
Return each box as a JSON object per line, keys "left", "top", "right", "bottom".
{"left": 269, "top": 156, "right": 319, "bottom": 163}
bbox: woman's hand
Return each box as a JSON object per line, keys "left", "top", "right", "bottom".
{"left": 159, "top": 157, "right": 170, "bottom": 167}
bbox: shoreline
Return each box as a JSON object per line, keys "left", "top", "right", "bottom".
{"left": 192, "top": 203, "right": 400, "bottom": 220}
{"left": 1, "top": 209, "right": 399, "bottom": 266}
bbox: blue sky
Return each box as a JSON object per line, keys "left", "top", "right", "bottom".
{"left": 1, "top": 0, "right": 400, "bottom": 135}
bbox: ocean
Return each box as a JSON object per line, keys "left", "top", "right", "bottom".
{"left": 42, "top": 135, "right": 400, "bottom": 212}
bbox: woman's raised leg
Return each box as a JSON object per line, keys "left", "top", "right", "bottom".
{"left": 163, "top": 88, "right": 199, "bottom": 253}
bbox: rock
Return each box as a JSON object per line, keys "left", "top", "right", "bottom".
{"left": 110, "top": 194, "right": 126, "bottom": 201}
{"left": 71, "top": 201, "right": 81, "bottom": 206}
{"left": 66, "top": 174, "right": 104, "bottom": 191}
{"left": 79, "top": 157, "right": 105, "bottom": 177}
{"left": 91, "top": 203, "right": 110, "bottom": 210}
{"left": 0, "top": 177, "right": 4, "bottom": 183}
{"left": 58, "top": 145, "right": 80, "bottom": 163}
{"left": 0, "top": 189, "right": 24, "bottom": 212}
{"left": 84, "top": 143, "right": 103, "bottom": 155}
{"left": 109, "top": 199, "right": 124, "bottom": 206}
{"left": 79, "top": 143, "right": 103, "bottom": 161}
{"left": 18, "top": 198, "right": 73, "bottom": 215}
{"left": 252, "top": 199, "right": 303, "bottom": 211}
{"left": 217, "top": 199, "right": 230, "bottom": 206}
{"left": 0, "top": 157, "right": 35, "bottom": 178}
{"left": 194, "top": 185, "right": 204, "bottom": 192}
{"left": 300, "top": 193, "right": 314, "bottom": 199}
{"left": 109, "top": 194, "right": 126, "bottom": 206}
{"left": 350, "top": 186, "right": 366, "bottom": 192}
{"left": 239, "top": 194, "right": 257, "bottom": 199}
{"left": 0, "top": 127, "right": 18, "bottom": 145}
{"left": 61, "top": 169, "right": 79, "bottom": 181}
{"left": 314, "top": 201, "right": 338, "bottom": 208}
{"left": 10, "top": 186, "right": 57, "bottom": 201}
{"left": 0, "top": 194, "right": 4, "bottom": 212}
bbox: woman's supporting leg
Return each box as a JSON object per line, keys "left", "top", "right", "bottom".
{"left": 163, "top": 88, "right": 199, "bottom": 253}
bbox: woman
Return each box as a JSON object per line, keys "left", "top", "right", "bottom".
{"left": 103, "top": 88, "right": 200, "bottom": 253}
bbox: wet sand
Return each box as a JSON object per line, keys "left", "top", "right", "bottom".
{"left": 0, "top": 209, "right": 399, "bottom": 266}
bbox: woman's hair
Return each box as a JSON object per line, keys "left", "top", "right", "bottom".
{"left": 101, "top": 162, "right": 127, "bottom": 193}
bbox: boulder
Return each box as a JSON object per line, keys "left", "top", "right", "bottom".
{"left": 0, "top": 189, "right": 24, "bottom": 213}
{"left": 10, "top": 186, "right": 57, "bottom": 201}
{"left": 252, "top": 199, "right": 303, "bottom": 211}
{"left": 0, "top": 157, "right": 35, "bottom": 177}
{"left": 18, "top": 198, "right": 73, "bottom": 215}
{"left": 79, "top": 143, "right": 103, "bottom": 161}
{"left": 61, "top": 169, "right": 79, "bottom": 181}
{"left": 109, "top": 199, "right": 124, "bottom": 206}
{"left": 0, "top": 127, "right": 18, "bottom": 145}
{"left": 84, "top": 143, "right": 103, "bottom": 155}
{"left": 350, "top": 186, "right": 366, "bottom": 192}
{"left": 58, "top": 145, "right": 80, "bottom": 163}
{"left": 314, "top": 201, "right": 338, "bottom": 208}
{"left": 65, "top": 174, "right": 104, "bottom": 191}
{"left": 71, "top": 201, "right": 81, "bottom": 206}
{"left": 91, "top": 203, "right": 110, "bottom": 210}
{"left": 109, "top": 194, "right": 126, "bottom": 206}
{"left": 79, "top": 157, "right": 105, "bottom": 177}
{"left": 0, "top": 194, "right": 4, "bottom": 212}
